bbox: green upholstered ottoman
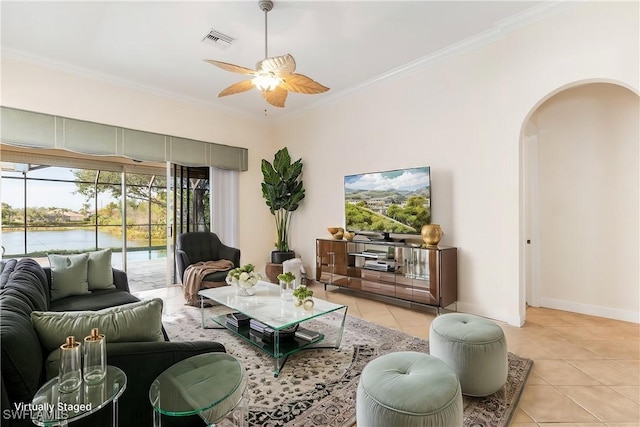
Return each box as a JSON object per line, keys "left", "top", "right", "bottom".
{"left": 429, "top": 313, "right": 507, "bottom": 397}
{"left": 356, "top": 351, "right": 463, "bottom": 427}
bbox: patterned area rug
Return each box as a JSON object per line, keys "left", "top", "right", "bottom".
{"left": 163, "top": 304, "right": 532, "bottom": 427}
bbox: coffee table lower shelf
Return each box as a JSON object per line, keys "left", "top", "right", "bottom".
{"left": 211, "top": 314, "right": 325, "bottom": 377}
{"left": 199, "top": 281, "right": 348, "bottom": 378}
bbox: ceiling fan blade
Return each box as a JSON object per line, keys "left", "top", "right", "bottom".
{"left": 280, "top": 73, "right": 329, "bottom": 94}
{"left": 257, "top": 54, "right": 296, "bottom": 75}
{"left": 262, "top": 86, "right": 288, "bottom": 108}
{"left": 204, "top": 59, "right": 256, "bottom": 75}
{"left": 218, "top": 80, "right": 255, "bottom": 98}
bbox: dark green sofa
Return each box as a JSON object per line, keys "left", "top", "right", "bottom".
{"left": 0, "top": 258, "right": 225, "bottom": 427}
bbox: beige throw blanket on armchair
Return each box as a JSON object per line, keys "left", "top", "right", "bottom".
{"left": 183, "top": 260, "right": 234, "bottom": 306}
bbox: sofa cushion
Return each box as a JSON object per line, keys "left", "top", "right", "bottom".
{"left": 49, "top": 289, "right": 140, "bottom": 312}
{"left": 87, "top": 249, "right": 115, "bottom": 290}
{"left": 0, "top": 259, "right": 49, "bottom": 405}
{"left": 0, "top": 258, "right": 18, "bottom": 288}
{"left": 3, "top": 259, "right": 49, "bottom": 313}
{"left": 0, "top": 291, "right": 44, "bottom": 404}
{"left": 48, "top": 253, "right": 90, "bottom": 302}
{"left": 31, "top": 298, "right": 165, "bottom": 354}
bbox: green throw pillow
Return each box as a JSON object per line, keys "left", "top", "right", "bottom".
{"left": 48, "top": 253, "right": 90, "bottom": 302}
{"left": 31, "top": 298, "right": 165, "bottom": 354}
{"left": 88, "top": 248, "right": 114, "bottom": 290}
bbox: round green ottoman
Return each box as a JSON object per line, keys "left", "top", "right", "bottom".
{"left": 429, "top": 313, "right": 507, "bottom": 397}
{"left": 356, "top": 351, "right": 463, "bottom": 427}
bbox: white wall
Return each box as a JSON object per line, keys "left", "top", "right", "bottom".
{"left": 276, "top": 1, "right": 639, "bottom": 325}
{"left": 1, "top": 2, "right": 638, "bottom": 325}
{"left": 531, "top": 83, "right": 639, "bottom": 321}
{"left": 0, "top": 56, "right": 278, "bottom": 271}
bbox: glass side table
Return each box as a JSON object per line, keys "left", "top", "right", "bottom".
{"left": 149, "top": 353, "right": 246, "bottom": 427}
{"left": 31, "top": 365, "right": 127, "bottom": 427}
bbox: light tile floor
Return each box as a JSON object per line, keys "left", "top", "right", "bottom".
{"left": 129, "top": 266, "right": 640, "bottom": 426}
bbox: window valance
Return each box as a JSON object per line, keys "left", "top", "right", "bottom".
{"left": 0, "top": 107, "right": 248, "bottom": 171}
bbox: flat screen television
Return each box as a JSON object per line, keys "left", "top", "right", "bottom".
{"left": 344, "top": 166, "right": 431, "bottom": 240}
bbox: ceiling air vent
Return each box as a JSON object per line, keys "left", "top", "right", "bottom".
{"left": 202, "top": 29, "right": 235, "bottom": 48}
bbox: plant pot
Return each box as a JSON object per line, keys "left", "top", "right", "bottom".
{"left": 293, "top": 297, "right": 314, "bottom": 310}
{"left": 236, "top": 281, "right": 256, "bottom": 297}
{"left": 279, "top": 280, "right": 294, "bottom": 300}
{"left": 271, "top": 250, "right": 295, "bottom": 264}
{"left": 303, "top": 298, "right": 314, "bottom": 311}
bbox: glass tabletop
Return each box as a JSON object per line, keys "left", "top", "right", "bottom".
{"left": 149, "top": 353, "right": 245, "bottom": 420}
{"left": 31, "top": 365, "right": 127, "bottom": 426}
{"left": 198, "top": 280, "right": 347, "bottom": 330}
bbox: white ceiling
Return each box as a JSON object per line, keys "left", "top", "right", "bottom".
{"left": 1, "top": 1, "right": 547, "bottom": 118}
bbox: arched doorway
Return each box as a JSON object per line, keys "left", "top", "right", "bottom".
{"left": 521, "top": 82, "right": 639, "bottom": 323}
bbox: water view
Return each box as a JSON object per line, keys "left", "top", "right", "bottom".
{"left": 1, "top": 229, "right": 166, "bottom": 261}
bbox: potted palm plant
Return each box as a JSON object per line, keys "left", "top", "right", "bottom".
{"left": 261, "top": 147, "right": 305, "bottom": 264}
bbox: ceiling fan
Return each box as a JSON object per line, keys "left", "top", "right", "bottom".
{"left": 204, "top": 0, "right": 329, "bottom": 108}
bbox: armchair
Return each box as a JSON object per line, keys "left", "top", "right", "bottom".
{"left": 176, "top": 232, "right": 241, "bottom": 284}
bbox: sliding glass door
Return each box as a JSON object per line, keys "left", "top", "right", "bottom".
{"left": 167, "top": 165, "right": 210, "bottom": 283}
{"left": 1, "top": 162, "right": 166, "bottom": 270}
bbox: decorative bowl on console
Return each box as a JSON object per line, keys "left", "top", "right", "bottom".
{"left": 327, "top": 227, "right": 339, "bottom": 235}
{"left": 344, "top": 231, "right": 355, "bottom": 241}
{"left": 332, "top": 227, "right": 344, "bottom": 240}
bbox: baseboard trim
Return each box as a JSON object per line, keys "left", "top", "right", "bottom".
{"left": 539, "top": 297, "right": 640, "bottom": 324}
{"left": 455, "top": 302, "right": 525, "bottom": 327}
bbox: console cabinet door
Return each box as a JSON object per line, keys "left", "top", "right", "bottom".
{"left": 316, "top": 239, "right": 332, "bottom": 282}
{"left": 439, "top": 247, "right": 458, "bottom": 307}
{"left": 316, "top": 239, "right": 348, "bottom": 285}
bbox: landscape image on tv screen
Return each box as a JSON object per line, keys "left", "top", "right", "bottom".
{"left": 344, "top": 166, "right": 431, "bottom": 235}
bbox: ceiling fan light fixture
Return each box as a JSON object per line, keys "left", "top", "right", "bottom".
{"left": 204, "top": 0, "right": 329, "bottom": 109}
{"left": 252, "top": 72, "right": 282, "bottom": 92}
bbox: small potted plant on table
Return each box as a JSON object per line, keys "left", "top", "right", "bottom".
{"left": 293, "top": 285, "right": 314, "bottom": 310}
{"left": 277, "top": 271, "right": 296, "bottom": 300}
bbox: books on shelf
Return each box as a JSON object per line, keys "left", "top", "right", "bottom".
{"left": 249, "top": 318, "right": 268, "bottom": 333}
{"left": 294, "top": 327, "right": 321, "bottom": 342}
{"left": 226, "top": 312, "right": 250, "bottom": 328}
{"left": 250, "top": 326, "right": 297, "bottom": 342}
{"left": 248, "top": 329, "right": 265, "bottom": 344}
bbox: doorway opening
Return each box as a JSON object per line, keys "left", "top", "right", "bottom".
{"left": 521, "top": 82, "right": 639, "bottom": 323}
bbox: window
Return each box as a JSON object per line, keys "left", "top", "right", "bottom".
{"left": 1, "top": 164, "right": 166, "bottom": 263}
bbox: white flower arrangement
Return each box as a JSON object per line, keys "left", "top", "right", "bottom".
{"left": 226, "top": 264, "right": 261, "bottom": 288}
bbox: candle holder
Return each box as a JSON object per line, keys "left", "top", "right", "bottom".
{"left": 58, "top": 336, "right": 82, "bottom": 393}
{"left": 83, "top": 328, "right": 106, "bottom": 384}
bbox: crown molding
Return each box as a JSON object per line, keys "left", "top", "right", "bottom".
{"left": 279, "top": 1, "right": 577, "bottom": 122}
{"left": 1, "top": 48, "right": 257, "bottom": 120}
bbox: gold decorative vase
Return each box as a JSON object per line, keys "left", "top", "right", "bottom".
{"left": 421, "top": 224, "right": 442, "bottom": 247}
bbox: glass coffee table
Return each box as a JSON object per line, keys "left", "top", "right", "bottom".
{"left": 199, "top": 281, "right": 348, "bottom": 377}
